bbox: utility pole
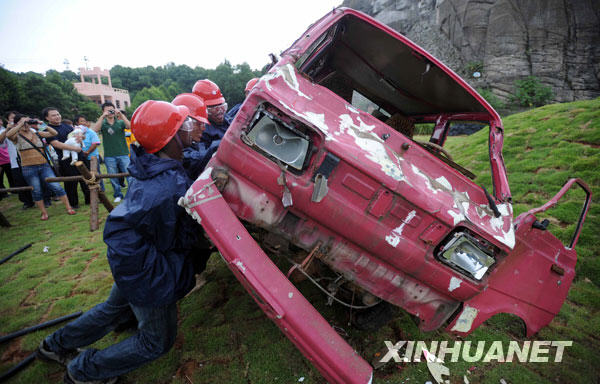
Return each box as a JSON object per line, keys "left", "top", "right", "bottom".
{"left": 63, "top": 59, "right": 70, "bottom": 70}
{"left": 83, "top": 56, "right": 89, "bottom": 70}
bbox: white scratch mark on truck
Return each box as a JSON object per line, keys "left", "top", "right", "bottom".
{"left": 385, "top": 210, "right": 416, "bottom": 247}
{"left": 198, "top": 166, "right": 213, "bottom": 180}
{"left": 235, "top": 260, "right": 247, "bottom": 273}
{"left": 435, "top": 176, "right": 452, "bottom": 190}
{"left": 338, "top": 114, "right": 404, "bottom": 181}
{"left": 278, "top": 101, "right": 332, "bottom": 138}
{"left": 411, "top": 164, "right": 438, "bottom": 194}
{"left": 489, "top": 203, "right": 515, "bottom": 249}
{"left": 346, "top": 105, "right": 359, "bottom": 114}
{"left": 451, "top": 305, "right": 478, "bottom": 333}
{"left": 262, "top": 64, "right": 312, "bottom": 100}
{"left": 448, "top": 209, "right": 465, "bottom": 225}
{"left": 448, "top": 277, "right": 462, "bottom": 292}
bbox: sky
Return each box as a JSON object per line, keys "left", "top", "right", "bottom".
{"left": 0, "top": 0, "right": 342, "bottom": 74}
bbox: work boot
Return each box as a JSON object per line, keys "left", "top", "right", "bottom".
{"left": 37, "top": 340, "right": 79, "bottom": 366}
{"left": 64, "top": 371, "right": 118, "bottom": 384}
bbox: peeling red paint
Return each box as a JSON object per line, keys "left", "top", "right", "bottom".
{"left": 181, "top": 7, "right": 591, "bottom": 383}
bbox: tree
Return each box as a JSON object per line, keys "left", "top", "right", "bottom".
{"left": 0, "top": 68, "right": 100, "bottom": 120}
{"left": 0, "top": 68, "right": 24, "bottom": 113}
{"left": 109, "top": 60, "right": 264, "bottom": 109}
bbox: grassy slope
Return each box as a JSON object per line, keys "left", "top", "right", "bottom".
{"left": 0, "top": 98, "right": 598, "bottom": 383}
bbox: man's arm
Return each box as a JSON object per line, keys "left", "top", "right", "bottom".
{"left": 83, "top": 142, "right": 99, "bottom": 157}
{"left": 92, "top": 112, "right": 108, "bottom": 133}
{"left": 37, "top": 121, "right": 57, "bottom": 138}
{"left": 117, "top": 111, "right": 130, "bottom": 129}
{"left": 5, "top": 117, "right": 26, "bottom": 142}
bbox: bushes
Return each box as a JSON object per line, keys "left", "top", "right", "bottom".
{"left": 477, "top": 88, "right": 505, "bottom": 110}
{"left": 510, "top": 76, "right": 553, "bottom": 107}
{"left": 476, "top": 76, "right": 554, "bottom": 112}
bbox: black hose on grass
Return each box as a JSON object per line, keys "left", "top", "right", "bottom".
{"left": 0, "top": 352, "right": 36, "bottom": 382}
{"left": 0, "top": 243, "right": 32, "bottom": 266}
{"left": 0, "top": 311, "right": 82, "bottom": 344}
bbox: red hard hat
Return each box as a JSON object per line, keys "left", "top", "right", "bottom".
{"left": 245, "top": 78, "right": 259, "bottom": 93}
{"left": 192, "top": 79, "right": 225, "bottom": 106}
{"left": 131, "top": 100, "right": 189, "bottom": 154}
{"left": 172, "top": 93, "right": 209, "bottom": 124}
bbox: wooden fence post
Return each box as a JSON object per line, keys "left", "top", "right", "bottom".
{"left": 74, "top": 161, "right": 116, "bottom": 231}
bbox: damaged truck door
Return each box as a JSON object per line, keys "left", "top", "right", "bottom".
{"left": 179, "top": 7, "right": 591, "bottom": 383}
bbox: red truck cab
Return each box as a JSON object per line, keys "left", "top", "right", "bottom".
{"left": 180, "top": 8, "right": 591, "bottom": 383}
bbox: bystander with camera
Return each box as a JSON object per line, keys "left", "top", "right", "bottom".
{"left": 0, "top": 111, "right": 34, "bottom": 208}
{"left": 5, "top": 114, "right": 76, "bottom": 220}
{"left": 92, "top": 102, "right": 131, "bottom": 203}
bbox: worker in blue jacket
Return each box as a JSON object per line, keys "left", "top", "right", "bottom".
{"left": 37, "top": 100, "right": 209, "bottom": 384}
{"left": 172, "top": 93, "right": 218, "bottom": 179}
{"left": 192, "top": 79, "right": 229, "bottom": 147}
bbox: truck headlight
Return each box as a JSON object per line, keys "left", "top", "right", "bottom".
{"left": 438, "top": 232, "right": 495, "bottom": 280}
{"left": 244, "top": 109, "right": 310, "bottom": 171}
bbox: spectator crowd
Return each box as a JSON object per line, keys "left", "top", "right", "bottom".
{"left": 0, "top": 77, "right": 257, "bottom": 223}
{"left": 0, "top": 102, "right": 136, "bottom": 220}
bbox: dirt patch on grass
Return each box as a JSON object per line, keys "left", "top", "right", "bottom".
{"left": 176, "top": 359, "right": 201, "bottom": 379}
{"left": 580, "top": 120, "right": 593, "bottom": 130}
{"left": 562, "top": 139, "right": 600, "bottom": 148}
{"left": 0, "top": 339, "right": 26, "bottom": 364}
{"left": 20, "top": 280, "right": 45, "bottom": 307}
{"left": 546, "top": 216, "right": 569, "bottom": 229}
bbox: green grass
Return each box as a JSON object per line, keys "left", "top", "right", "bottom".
{"left": 1, "top": 98, "right": 599, "bottom": 383}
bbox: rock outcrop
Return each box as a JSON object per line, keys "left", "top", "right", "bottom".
{"left": 341, "top": 0, "right": 600, "bottom": 102}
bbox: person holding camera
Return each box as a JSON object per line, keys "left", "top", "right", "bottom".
{"left": 0, "top": 111, "right": 35, "bottom": 208}
{"left": 92, "top": 102, "right": 131, "bottom": 203}
{"left": 5, "top": 115, "right": 76, "bottom": 220}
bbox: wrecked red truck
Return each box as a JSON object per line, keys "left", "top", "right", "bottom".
{"left": 179, "top": 7, "right": 591, "bottom": 384}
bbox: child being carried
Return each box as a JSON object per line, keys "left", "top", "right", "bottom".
{"left": 62, "top": 127, "right": 84, "bottom": 165}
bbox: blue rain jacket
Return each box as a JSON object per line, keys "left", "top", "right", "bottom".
{"left": 104, "top": 145, "right": 202, "bottom": 307}
{"left": 224, "top": 103, "right": 242, "bottom": 126}
{"left": 201, "top": 120, "right": 229, "bottom": 147}
{"left": 182, "top": 140, "right": 220, "bottom": 180}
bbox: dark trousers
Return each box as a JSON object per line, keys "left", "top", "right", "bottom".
{"left": 10, "top": 166, "right": 34, "bottom": 206}
{"left": 58, "top": 159, "right": 90, "bottom": 207}
{"left": 0, "top": 163, "right": 13, "bottom": 198}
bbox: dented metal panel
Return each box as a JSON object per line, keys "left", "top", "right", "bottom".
{"left": 179, "top": 175, "right": 373, "bottom": 384}
{"left": 182, "top": 7, "right": 591, "bottom": 383}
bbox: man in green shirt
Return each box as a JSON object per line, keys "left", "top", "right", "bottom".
{"left": 92, "top": 102, "right": 132, "bottom": 203}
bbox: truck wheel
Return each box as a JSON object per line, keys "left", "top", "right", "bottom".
{"left": 353, "top": 301, "right": 399, "bottom": 331}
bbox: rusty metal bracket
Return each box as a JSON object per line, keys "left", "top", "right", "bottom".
{"left": 286, "top": 241, "right": 322, "bottom": 279}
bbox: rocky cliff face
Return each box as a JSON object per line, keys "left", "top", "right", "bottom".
{"left": 341, "top": 0, "right": 600, "bottom": 102}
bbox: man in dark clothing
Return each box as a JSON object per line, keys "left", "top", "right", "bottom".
{"left": 38, "top": 101, "right": 209, "bottom": 384}
{"left": 192, "top": 79, "right": 230, "bottom": 148}
{"left": 45, "top": 107, "right": 89, "bottom": 208}
{"left": 171, "top": 93, "right": 216, "bottom": 180}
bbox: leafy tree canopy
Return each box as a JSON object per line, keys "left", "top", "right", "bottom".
{"left": 1, "top": 60, "right": 264, "bottom": 122}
